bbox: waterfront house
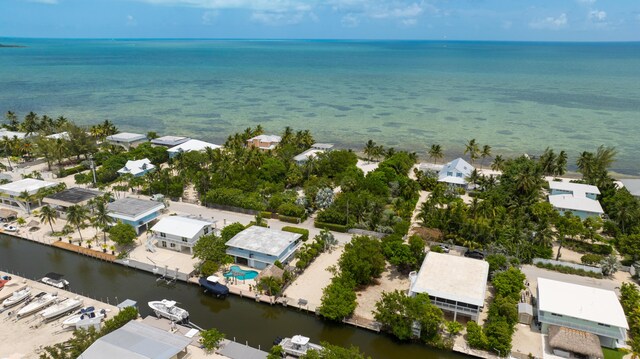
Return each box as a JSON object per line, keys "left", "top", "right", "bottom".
{"left": 547, "top": 180, "right": 603, "bottom": 220}
{"left": 117, "top": 158, "right": 155, "bottom": 177}
{"left": 293, "top": 143, "right": 334, "bottom": 165}
{"left": 0, "top": 178, "right": 58, "bottom": 212}
{"left": 167, "top": 139, "right": 222, "bottom": 159}
{"left": 437, "top": 158, "right": 474, "bottom": 188}
{"left": 246, "top": 134, "right": 281, "bottom": 151}
{"left": 537, "top": 277, "right": 628, "bottom": 349}
{"left": 0, "top": 129, "right": 31, "bottom": 140}
{"left": 79, "top": 320, "right": 191, "bottom": 359}
{"left": 43, "top": 187, "right": 103, "bottom": 219}
{"left": 548, "top": 181, "right": 600, "bottom": 200}
{"left": 105, "top": 132, "right": 147, "bottom": 150}
{"left": 150, "top": 216, "right": 214, "bottom": 254}
{"left": 408, "top": 251, "right": 489, "bottom": 322}
{"left": 107, "top": 197, "right": 165, "bottom": 234}
{"left": 620, "top": 179, "right": 640, "bottom": 199}
{"left": 151, "top": 135, "right": 190, "bottom": 148}
{"left": 225, "top": 226, "right": 302, "bottom": 270}
{"left": 46, "top": 131, "right": 70, "bottom": 140}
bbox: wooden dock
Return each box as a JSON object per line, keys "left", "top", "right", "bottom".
{"left": 52, "top": 241, "right": 117, "bottom": 261}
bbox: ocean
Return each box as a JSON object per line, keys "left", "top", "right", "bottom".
{"left": 1, "top": 39, "right": 639, "bottom": 174}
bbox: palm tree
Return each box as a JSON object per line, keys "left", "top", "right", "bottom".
{"left": 92, "top": 199, "right": 113, "bottom": 245}
{"left": 281, "top": 126, "right": 294, "bottom": 145}
{"left": 576, "top": 151, "right": 595, "bottom": 181}
{"left": 39, "top": 205, "right": 58, "bottom": 234}
{"left": 67, "top": 205, "right": 89, "bottom": 242}
{"left": 464, "top": 139, "right": 480, "bottom": 165}
{"left": 479, "top": 145, "right": 491, "bottom": 169}
{"left": 363, "top": 140, "right": 377, "bottom": 162}
{"left": 17, "top": 190, "right": 34, "bottom": 214}
{"left": 539, "top": 147, "right": 556, "bottom": 176}
{"left": 428, "top": 144, "right": 444, "bottom": 164}
{"left": 554, "top": 150, "right": 567, "bottom": 176}
{"left": 466, "top": 169, "right": 481, "bottom": 190}
{"left": 491, "top": 155, "right": 505, "bottom": 172}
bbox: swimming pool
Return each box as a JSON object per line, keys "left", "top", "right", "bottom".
{"left": 223, "top": 265, "right": 259, "bottom": 280}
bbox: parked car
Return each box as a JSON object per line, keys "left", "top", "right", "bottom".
{"left": 464, "top": 250, "right": 484, "bottom": 260}
{"left": 437, "top": 244, "right": 450, "bottom": 253}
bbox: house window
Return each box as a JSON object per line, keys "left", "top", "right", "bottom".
{"left": 598, "top": 323, "right": 611, "bottom": 328}
{"left": 170, "top": 243, "right": 176, "bottom": 248}
{"left": 447, "top": 171, "right": 453, "bottom": 176}
{"left": 161, "top": 241, "right": 167, "bottom": 247}
{"left": 160, "top": 233, "right": 166, "bottom": 238}
{"left": 181, "top": 237, "right": 188, "bottom": 243}
{"left": 204, "top": 227, "right": 209, "bottom": 235}
{"left": 456, "top": 173, "right": 462, "bottom": 178}
{"left": 551, "top": 313, "right": 563, "bottom": 317}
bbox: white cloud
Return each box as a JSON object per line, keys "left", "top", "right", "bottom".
{"left": 341, "top": 13, "right": 359, "bottom": 27}
{"left": 401, "top": 18, "right": 417, "bottom": 26}
{"left": 529, "top": 13, "right": 568, "bottom": 30}
{"left": 251, "top": 11, "right": 306, "bottom": 25}
{"left": 202, "top": 10, "right": 218, "bottom": 24}
{"left": 576, "top": 0, "right": 596, "bottom": 5}
{"left": 502, "top": 20, "right": 512, "bottom": 29}
{"left": 127, "top": 14, "right": 137, "bottom": 26}
{"left": 588, "top": 9, "right": 606, "bottom": 21}
{"left": 24, "top": 0, "right": 58, "bottom": 4}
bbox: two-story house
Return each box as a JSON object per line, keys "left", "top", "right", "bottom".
{"left": 225, "top": 226, "right": 301, "bottom": 270}
{"left": 150, "top": 216, "right": 214, "bottom": 254}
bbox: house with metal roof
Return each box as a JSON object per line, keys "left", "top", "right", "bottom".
{"left": 409, "top": 251, "right": 489, "bottom": 322}
{"left": 548, "top": 181, "right": 600, "bottom": 200}
{"left": 150, "top": 216, "right": 214, "bottom": 254}
{"left": 118, "top": 158, "right": 155, "bottom": 177}
{"left": 225, "top": 226, "right": 302, "bottom": 269}
{"left": 151, "top": 135, "right": 190, "bottom": 148}
{"left": 547, "top": 180, "right": 604, "bottom": 220}
{"left": 537, "top": 277, "right": 628, "bottom": 348}
{"left": 46, "top": 131, "right": 70, "bottom": 140}
{"left": 78, "top": 320, "right": 191, "bottom": 359}
{"left": 106, "top": 132, "right": 147, "bottom": 150}
{"left": 0, "top": 178, "right": 59, "bottom": 213}
{"left": 43, "top": 187, "right": 103, "bottom": 219}
{"left": 620, "top": 179, "right": 640, "bottom": 199}
{"left": 437, "top": 158, "right": 474, "bottom": 188}
{"left": 246, "top": 134, "right": 281, "bottom": 151}
{"left": 0, "top": 129, "right": 31, "bottom": 140}
{"left": 167, "top": 139, "right": 222, "bottom": 159}
{"left": 108, "top": 197, "right": 165, "bottom": 234}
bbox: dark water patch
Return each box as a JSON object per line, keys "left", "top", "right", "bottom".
{"left": 352, "top": 104, "right": 374, "bottom": 109}
{"left": 568, "top": 134, "right": 591, "bottom": 140}
{"left": 154, "top": 108, "right": 182, "bottom": 116}
{"left": 445, "top": 116, "right": 458, "bottom": 122}
{"left": 367, "top": 128, "right": 382, "bottom": 133}
{"left": 376, "top": 112, "right": 392, "bottom": 117}
{"left": 125, "top": 116, "right": 165, "bottom": 132}
{"left": 284, "top": 107, "right": 302, "bottom": 111}
{"left": 207, "top": 119, "right": 232, "bottom": 125}
{"left": 296, "top": 95, "right": 311, "bottom": 99}
{"left": 382, "top": 122, "right": 404, "bottom": 127}
{"left": 548, "top": 113, "right": 559, "bottom": 118}
{"left": 334, "top": 114, "right": 347, "bottom": 118}
{"left": 423, "top": 107, "right": 443, "bottom": 113}
{"left": 408, "top": 128, "right": 434, "bottom": 135}
{"left": 251, "top": 115, "right": 279, "bottom": 122}
{"left": 387, "top": 140, "right": 400, "bottom": 146}
{"left": 184, "top": 113, "right": 221, "bottom": 118}
{"left": 303, "top": 113, "right": 317, "bottom": 118}
{"left": 474, "top": 117, "right": 487, "bottom": 121}
{"left": 448, "top": 97, "right": 470, "bottom": 102}
{"left": 497, "top": 130, "right": 513, "bottom": 135}
{"left": 354, "top": 96, "right": 368, "bottom": 101}
{"left": 461, "top": 110, "right": 480, "bottom": 114}
{"left": 491, "top": 88, "right": 640, "bottom": 112}
{"left": 595, "top": 111, "right": 612, "bottom": 116}
{"left": 244, "top": 97, "right": 263, "bottom": 103}
{"left": 509, "top": 111, "right": 523, "bottom": 115}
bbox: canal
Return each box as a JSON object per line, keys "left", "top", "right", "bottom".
{"left": 0, "top": 235, "right": 467, "bottom": 359}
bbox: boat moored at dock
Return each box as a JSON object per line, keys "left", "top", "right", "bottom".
{"left": 40, "top": 273, "right": 69, "bottom": 289}
{"left": 148, "top": 299, "right": 189, "bottom": 323}
{"left": 198, "top": 275, "right": 229, "bottom": 298}
{"left": 279, "top": 335, "right": 323, "bottom": 357}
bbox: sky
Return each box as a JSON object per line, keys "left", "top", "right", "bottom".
{"left": 1, "top": 0, "right": 639, "bottom": 41}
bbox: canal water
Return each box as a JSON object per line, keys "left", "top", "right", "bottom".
{"left": 0, "top": 235, "right": 466, "bottom": 359}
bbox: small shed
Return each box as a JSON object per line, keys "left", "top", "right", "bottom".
{"left": 518, "top": 302, "right": 533, "bottom": 325}
{"left": 548, "top": 325, "right": 604, "bottom": 359}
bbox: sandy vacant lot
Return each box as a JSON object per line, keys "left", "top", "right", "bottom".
{"left": 353, "top": 263, "right": 410, "bottom": 321}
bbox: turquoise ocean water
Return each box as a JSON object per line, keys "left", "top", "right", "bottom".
{"left": 1, "top": 39, "right": 639, "bottom": 174}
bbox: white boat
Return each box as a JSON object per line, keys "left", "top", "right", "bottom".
{"left": 17, "top": 292, "right": 57, "bottom": 318}
{"left": 63, "top": 309, "right": 107, "bottom": 329}
{"left": 280, "top": 335, "right": 324, "bottom": 357}
{"left": 148, "top": 299, "right": 189, "bottom": 322}
{"left": 41, "top": 273, "right": 69, "bottom": 289}
{"left": 2, "top": 224, "right": 17, "bottom": 232}
{"left": 38, "top": 297, "right": 83, "bottom": 321}
{"left": 2, "top": 287, "right": 30, "bottom": 307}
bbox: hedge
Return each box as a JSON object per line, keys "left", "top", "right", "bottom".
{"left": 564, "top": 239, "right": 613, "bottom": 255}
{"left": 535, "top": 262, "right": 603, "bottom": 279}
{"left": 278, "top": 214, "right": 302, "bottom": 224}
{"left": 282, "top": 226, "right": 309, "bottom": 241}
{"left": 58, "top": 164, "right": 87, "bottom": 178}
{"left": 314, "top": 221, "right": 349, "bottom": 233}
{"left": 260, "top": 211, "right": 273, "bottom": 219}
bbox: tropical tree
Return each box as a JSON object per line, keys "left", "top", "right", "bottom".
{"left": 199, "top": 328, "right": 225, "bottom": 353}
{"left": 92, "top": 199, "right": 113, "bottom": 245}
{"left": 428, "top": 144, "right": 443, "bottom": 164}
{"left": 491, "top": 155, "right": 505, "bottom": 172}
{"left": 600, "top": 255, "right": 619, "bottom": 276}
{"left": 480, "top": 144, "right": 492, "bottom": 169}
{"left": 66, "top": 205, "right": 89, "bottom": 241}
{"left": 39, "top": 205, "right": 58, "bottom": 234}
{"left": 464, "top": 139, "right": 480, "bottom": 165}
{"left": 554, "top": 150, "right": 567, "bottom": 176}
{"left": 363, "top": 139, "right": 377, "bottom": 162}
{"left": 108, "top": 222, "right": 137, "bottom": 247}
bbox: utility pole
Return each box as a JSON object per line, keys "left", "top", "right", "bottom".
{"left": 89, "top": 154, "right": 97, "bottom": 186}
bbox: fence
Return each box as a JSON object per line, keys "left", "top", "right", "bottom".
{"left": 532, "top": 258, "right": 602, "bottom": 274}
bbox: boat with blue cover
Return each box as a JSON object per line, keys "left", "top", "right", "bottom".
{"left": 198, "top": 275, "right": 229, "bottom": 298}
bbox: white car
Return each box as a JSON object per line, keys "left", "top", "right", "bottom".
{"left": 2, "top": 224, "right": 17, "bottom": 232}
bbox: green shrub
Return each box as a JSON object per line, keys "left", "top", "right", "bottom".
{"left": 282, "top": 226, "right": 309, "bottom": 241}
{"left": 581, "top": 253, "right": 604, "bottom": 265}
{"left": 429, "top": 245, "right": 444, "bottom": 253}
{"left": 260, "top": 211, "right": 273, "bottom": 219}
{"left": 277, "top": 202, "right": 306, "bottom": 218}
{"left": 315, "top": 221, "right": 349, "bottom": 233}
{"left": 466, "top": 321, "right": 488, "bottom": 349}
{"left": 278, "top": 214, "right": 302, "bottom": 224}
{"left": 535, "top": 262, "right": 603, "bottom": 278}
{"left": 564, "top": 238, "right": 613, "bottom": 255}
{"left": 58, "top": 164, "right": 87, "bottom": 178}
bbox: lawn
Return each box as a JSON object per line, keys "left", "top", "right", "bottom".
{"left": 602, "top": 347, "right": 626, "bottom": 359}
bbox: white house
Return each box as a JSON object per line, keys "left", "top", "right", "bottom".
{"left": 151, "top": 135, "right": 190, "bottom": 148}
{"left": 246, "top": 135, "right": 281, "bottom": 151}
{"left": 547, "top": 180, "right": 603, "bottom": 220}
{"left": 0, "top": 129, "right": 31, "bottom": 140}
{"left": 225, "top": 226, "right": 302, "bottom": 269}
{"left": 0, "top": 178, "right": 59, "bottom": 212}
{"left": 107, "top": 197, "right": 165, "bottom": 234}
{"left": 117, "top": 158, "right": 155, "bottom": 177}
{"left": 167, "top": 139, "right": 221, "bottom": 159}
{"left": 537, "top": 277, "right": 628, "bottom": 349}
{"left": 438, "top": 158, "right": 475, "bottom": 187}
{"left": 46, "top": 132, "right": 70, "bottom": 140}
{"left": 150, "top": 216, "right": 214, "bottom": 254}
{"left": 409, "top": 251, "right": 489, "bottom": 322}
{"left": 106, "top": 132, "right": 147, "bottom": 149}
{"left": 620, "top": 179, "right": 640, "bottom": 199}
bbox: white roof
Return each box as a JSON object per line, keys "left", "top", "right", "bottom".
{"left": 150, "top": 216, "right": 212, "bottom": 239}
{"left": 167, "top": 139, "right": 221, "bottom": 154}
{"left": 537, "top": 277, "right": 628, "bottom": 329}
{"left": 118, "top": 159, "right": 155, "bottom": 176}
{"left": 248, "top": 134, "right": 281, "bottom": 143}
{"left": 293, "top": 148, "right": 325, "bottom": 162}
{"left": 548, "top": 180, "right": 600, "bottom": 197}
{"left": 46, "top": 132, "right": 69, "bottom": 140}
{"left": 620, "top": 179, "right": 640, "bottom": 197}
{"left": 0, "top": 178, "right": 58, "bottom": 196}
{"left": 548, "top": 194, "right": 604, "bottom": 214}
{"left": 225, "top": 226, "right": 301, "bottom": 257}
{"left": 410, "top": 252, "right": 489, "bottom": 307}
{"left": 0, "top": 130, "right": 29, "bottom": 139}
{"left": 438, "top": 158, "right": 474, "bottom": 184}
{"left": 106, "top": 132, "right": 146, "bottom": 142}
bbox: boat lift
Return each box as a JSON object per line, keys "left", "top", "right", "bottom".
{"left": 154, "top": 265, "right": 179, "bottom": 285}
